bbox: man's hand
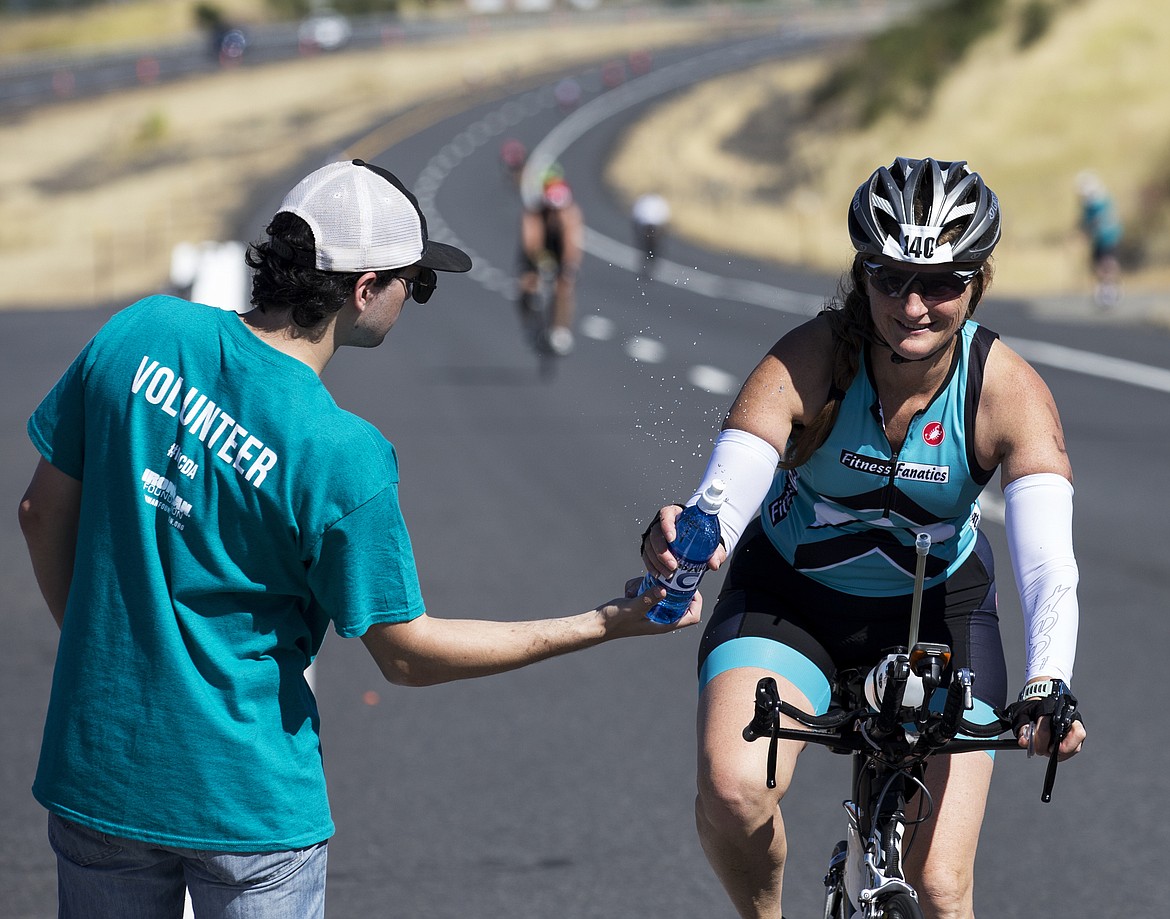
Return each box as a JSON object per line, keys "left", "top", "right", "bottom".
{"left": 608, "top": 579, "right": 702, "bottom": 636}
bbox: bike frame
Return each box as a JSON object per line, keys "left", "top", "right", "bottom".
{"left": 842, "top": 737, "right": 919, "bottom": 915}
{"left": 742, "top": 533, "right": 1075, "bottom": 918}
{"left": 747, "top": 667, "right": 1023, "bottom": 918}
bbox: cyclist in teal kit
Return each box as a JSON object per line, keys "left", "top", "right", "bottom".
{"left": 639, "top": 158, "right": 1086, "bottom": 919}
{"left": 19, "top": 160, "right": 698, "bottom": 919}
{"left": 759, "top": 317, "right": 999, "bottom": 598}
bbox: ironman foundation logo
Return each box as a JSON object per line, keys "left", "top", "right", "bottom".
{"left": 923, "top": 422, "right": 945, "bottom": 446}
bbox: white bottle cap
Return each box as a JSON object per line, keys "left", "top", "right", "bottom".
{"left": 696, "top": 479, "right": 726, "bottom": 514}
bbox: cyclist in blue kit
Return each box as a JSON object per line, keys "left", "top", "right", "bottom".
{"left": 18, "top": 159, "right": 699, "bottom": 919}
{"left": 639, "top": 157, "right": 1086, "bottom": 919}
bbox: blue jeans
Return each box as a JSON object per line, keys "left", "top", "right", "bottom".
{"left": 48, "top": 813, "right": 328, "bottom": 919}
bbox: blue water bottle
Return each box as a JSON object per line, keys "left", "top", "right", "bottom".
{"left": 641, "top": 480, "right": 725, "bottom": 624}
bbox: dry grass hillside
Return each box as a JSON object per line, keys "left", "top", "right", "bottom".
{"left": 0, "top": 4, "right": 740, "bottom": 310}
{"left": 607, "top": 0, "right": 1170, "bottom": 296}
{"left": 3, "top": 0, "right": 1168, "bottom": 310}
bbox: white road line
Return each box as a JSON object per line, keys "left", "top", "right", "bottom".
{"left": 979, "top": 491, "right": 1005, "bottom": 525}
{"left": 1005, "top": 338, "right": 1170, "bottom": 394}
{"left": 688, "top": 364, "right": 739, "bottom": 395}
{"left": 521, "top": 35, "right": 799, "bottom": 207}
{"left": 625, "top": 336, "right": 667, "bottom": 363}
{"left": 584, "top": 230, "right": 822, "bottom": 316}
{"left": 579, "top": 314, "right": 616, "bottom": 340}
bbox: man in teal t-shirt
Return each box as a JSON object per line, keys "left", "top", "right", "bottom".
{"left": 19, "top": 160, "right": 699, "bottom": 919}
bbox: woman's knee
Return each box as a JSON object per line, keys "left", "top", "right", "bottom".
{"left": 696, "top": 670, "right": 804, "bottom": 839}
{"left": 911, "top": 859, "right": 974, "bottom": 918}
{"left": 697, "top": 756, "right": 787, "bottom": 837}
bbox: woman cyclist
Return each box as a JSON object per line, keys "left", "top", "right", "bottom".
{"left": 639, "top": 157, "right": 1087, "bottom": 919}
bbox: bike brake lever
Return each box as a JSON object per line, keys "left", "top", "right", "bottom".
{"left": 1041, "top": 694, "right": 1078, "bottom": 803}
{"left": 766, "top": 723, "right": 779, "bottom": 790}
{"left": 742, "top": 678, "right": 781, "bottom": 789}
{"left": 743, "top": 678, "right": 780, "bottom": 743}
{"left": 1041, "top": 745, "right": 1059, "bottom": 803}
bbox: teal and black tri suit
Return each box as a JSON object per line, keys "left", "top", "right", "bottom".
{"left": 697, "top": 321, "right": 1008, "bottom": 719}
{"left": 27, "top": 296, "right": 425, "bottom": 853}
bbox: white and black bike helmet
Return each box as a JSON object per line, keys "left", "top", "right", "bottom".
{"left": 848, "top": 157, "right": 1001, "bottom": 265}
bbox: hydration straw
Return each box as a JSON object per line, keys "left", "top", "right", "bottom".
{"left": 906, "top": 532, "right": 931, "bottom": 649}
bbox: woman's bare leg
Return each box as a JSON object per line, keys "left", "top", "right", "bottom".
{"left": 695, "top": 667, "right": 810, "bottom": 919}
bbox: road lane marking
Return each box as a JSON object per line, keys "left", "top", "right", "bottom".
{"left": 1005, "top": 338, "right": 1170, "bottom": 394}
{"left": 979, "top": 492, "right": 1005, "bottom": 525}
{"left": 688, "top": 364, "right": 738, "bottom": 395}
{"left": 625, "top": 336, "right": 667, "bottom": 363}
{"left": 687, "top": 365, "right": 734, "bottom": 393}
{"left": 579, "top": 314, "right": 616, "bottom": 340}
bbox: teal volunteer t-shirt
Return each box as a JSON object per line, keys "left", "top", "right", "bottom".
{"left": 28, "top": 296, "right": 425, "bottom": 852}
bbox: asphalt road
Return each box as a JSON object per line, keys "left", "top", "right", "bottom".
{"left": 4, "top": 26, "right": 1169, "bottom": 919}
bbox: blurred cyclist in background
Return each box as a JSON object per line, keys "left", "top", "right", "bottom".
{"left": 500, "top": 138, "right": 528, "bottom": 189}
{"left": 1075, "top": 170, "right": 1123, "bottom": 308}
{"left": 631, "top": 192, "right": 671, "bottom": 282}
{"left": 518, "top": 167, "right": 584, "bottom": 356}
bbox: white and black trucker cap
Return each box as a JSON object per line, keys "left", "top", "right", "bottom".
{"left": 275, "top": 159, "right": 472, "bottom": 273}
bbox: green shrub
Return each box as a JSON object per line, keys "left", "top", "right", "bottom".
{"left": 1017, "top": 0, "right": 1055, "bottom": 49}
{"left": 193, "top": 2, "right": 226, "bottom": 30}
{"left": 134, "top": 110, "right": 169, "bottom": 146}
{"left": 809, "top": 0, "right": 1007, "bottom": 126}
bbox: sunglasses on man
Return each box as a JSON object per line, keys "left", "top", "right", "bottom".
{"left": 862, "top": 260, "right": 979, "bottom": 302}
{"left": 395, "top": 267, "right": 438, "bottom": 304}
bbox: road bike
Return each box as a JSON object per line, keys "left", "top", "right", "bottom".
{"left": 517, "top": 250, "right": 574, "bottom": 380}
{"left": 742, "top": 534, "right": 1079, "bottom": 919}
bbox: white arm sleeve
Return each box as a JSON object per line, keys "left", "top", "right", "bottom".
{"left": 1003, "top": 473, "right": 1079, "bottom": 684}
{"left": 687, "top": 428, "right": 780, "bottom": 557}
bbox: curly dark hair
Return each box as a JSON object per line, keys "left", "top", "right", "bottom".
{"left": 780, "top": 252, "right": 993, "bottom": 470}
{"left": 246, "top": 212, "right": 397, "bottom": 329}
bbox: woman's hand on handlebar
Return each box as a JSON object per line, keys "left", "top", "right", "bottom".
{"left": 640, "top": 504, "right": 728, "bottom": 578}
{"left": 1008, "top": 680, "right": 1086, "bottom": 762}
{"left": 1019, "top": 714, "right": 1086, "bottom": 761}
